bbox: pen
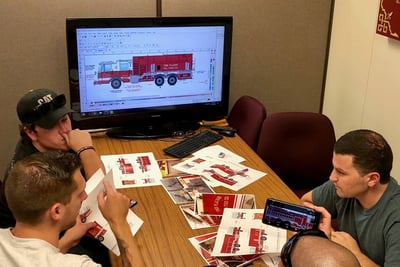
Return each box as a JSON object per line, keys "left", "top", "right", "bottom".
{"left": 129, "top": 200, "right": 138, "bottom": 208}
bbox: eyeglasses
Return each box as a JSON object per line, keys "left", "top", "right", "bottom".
{"left": 23, "top": 94, "right": 66, "bottom": 122}
{"left": 280, "top": 229, "right": 328, "bottom": 267}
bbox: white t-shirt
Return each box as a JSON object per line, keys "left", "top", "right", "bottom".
{"left": 0, "top": 228, "right": 100, "bottom": 267}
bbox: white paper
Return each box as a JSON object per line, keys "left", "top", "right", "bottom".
{"left": 101, "top": 152, "right": 163, "bottom": 188}
{"left": 80, "top": 169, "right": 144, "bottom": 255}
{"left": 172, "top": 156, "right": 266, "bottom": 191}
{"left": 211, "top": 208, "right": 286, "bottom": 257}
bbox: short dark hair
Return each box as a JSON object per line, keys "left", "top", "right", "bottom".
{"left": 334, "top": 129, "right": 392, "bottom": 183}
{"left": 5, "top": 151, "right": 82, "bottom": 225}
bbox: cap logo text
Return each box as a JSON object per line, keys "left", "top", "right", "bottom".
{"left": 37, "top": 94, "right": 54, "bottom": 105}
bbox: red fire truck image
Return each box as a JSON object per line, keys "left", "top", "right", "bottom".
{"left": 87, "top": 221, "right": 107, "bottom": 242}
{"left": 94, "top": 54, "right": 193, "bottom": 88}
{"left": 79, "top": 209, "right": 107, "bottom": 242}
{"left": 137, "top": 155, "right": 151, "bottom": 172}
{"left": 203, "top": 169, "right": 237, "bottom": 186}
{"left": 248, "top": 228, "right": 267, "bottom": 253}
{"left": 79, "top": 208, "right": 92, "bottom": 223}
{"left": 118, "top": 158, "right": 134, "bottom": 174}
{"left": 220, "top": 227, "right": 242, "bottom": 253}
{"left": 264, "top": 204, "right": 315, "bottom": 231}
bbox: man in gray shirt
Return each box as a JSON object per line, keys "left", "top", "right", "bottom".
{"left": 301, "top": 129, "right": 400, "bottom": 266}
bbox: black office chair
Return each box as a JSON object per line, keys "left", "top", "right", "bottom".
{"left": 256, "top": 112, "right": 336, "bottom": 198}
{"left": 227, "top": 95, "right": 267, "bottom": 150}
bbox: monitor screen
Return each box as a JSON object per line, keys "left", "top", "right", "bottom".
{"left": 66, "top": 16, "right": 233, "bottom": 139}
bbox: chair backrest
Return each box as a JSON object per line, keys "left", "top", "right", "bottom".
{"left": 227, "top": 95, "right": 267, "bottom": 150}
{"left": 256, "top": 112, "right": 336, "bottom": 197}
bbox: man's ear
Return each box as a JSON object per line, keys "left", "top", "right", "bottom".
{"left": 49, "top": 203, "right": 64, "bottom": 222}
{"left": 366, "top": 172, "right": 380, "bottom": 187}
{"left": 24, "top": 126, "right": 38, "bottom": 142}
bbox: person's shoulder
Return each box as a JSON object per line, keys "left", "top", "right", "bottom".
{"left": 388, "top": 177, "right": 400, "bottom": 197}
{"left": 52, "top": 253, "right": 101, "bottom": 267}
{"left": 0, "top": 228, "right": 10, "bottom": 236}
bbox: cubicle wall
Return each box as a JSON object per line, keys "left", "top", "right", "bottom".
{"left": 0, "top": 0, "right": 332, "bottom": 175}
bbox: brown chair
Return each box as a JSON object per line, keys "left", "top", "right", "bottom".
{"left": 256, "top": 112, "right": 336, "bottom": 198}
{"left": 227, "top": 95, "right": 267, "bottom": 150}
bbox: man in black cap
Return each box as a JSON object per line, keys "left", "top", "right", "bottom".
{"left": 0, "top": 88, "right": 109, "bottom": 266}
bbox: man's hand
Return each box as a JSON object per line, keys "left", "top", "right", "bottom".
{"left": 303, "top": 202, "right": 332, "bottom": 238}
{"left": 97, "top": 181, "right": 146, "bottom": 267}
{"left": 97, "top": 180, "right": 130, "bottom": 225}
{"left": 58, "top": 215, "right": 95, "bottom": 253}
{"left": 63, "top": 129, "right": 106, "bottom": 177}
{"left": 62, "top": 129, "right": 93, "bottom": 152}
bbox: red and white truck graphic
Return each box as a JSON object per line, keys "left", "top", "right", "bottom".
{"left": 220, "top": 227, "right": 242, "bottom": 253}
{"left": 118, "top": 158, "right": 134, "bottom": 174}
{"left": 87, "top": 221, "right": 107, "bottom": 242}
{"left": 79, "top": 209, "right": 107, "bottom": 242}
{"left": 94, "top": 54, "right": 193, "bottom": 88}
{"left": 137, "top": 155, "right": 151, "bottom": 172}
{"left": 248, "top": 228, "right": 267, "bottom": 254}
{"left": 264, "top": 205, "right": 315, "bottom": 231}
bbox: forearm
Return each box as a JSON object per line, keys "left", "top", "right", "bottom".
{"left": 58, "top": 235, "right": 78, "bottom": 254}
{"left": 300, "top": 190, "right": 313, "bottom": 203}
{"left": 110, "top": 221, "right": 145, "bottom": 267}
{"left": 78, "top": 148, "right": 106, "bottom": 178}
{"left": 352, "top": 250, "right": 380, "bottom": 267}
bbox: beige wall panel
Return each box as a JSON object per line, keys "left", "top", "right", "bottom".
{"left": 0, "top": 0, "right": 154, "bottom": 176}
{"left": 163, "top": 0, "right": 332, "bottom": 114}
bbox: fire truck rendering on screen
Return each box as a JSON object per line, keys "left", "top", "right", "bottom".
{"left": 263, "top": 204, "right": 315, "bottom": 231}
{"left": 93, "top": 53, "right": 193, "bottom": 89}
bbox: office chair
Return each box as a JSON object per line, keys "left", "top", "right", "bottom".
{"left": 256, "top": 112, "right": 336, "bottom": 198}
{"left": 227, "top": 95, "right": 267, "bottom": 150}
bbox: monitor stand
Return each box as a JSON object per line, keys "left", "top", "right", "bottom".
{"left": 106, "top": 120, "right": 200, "bottom": 139}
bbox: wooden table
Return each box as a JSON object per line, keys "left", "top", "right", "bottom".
{"left": 91, "top": 130, "right": 300, "bottom": 267}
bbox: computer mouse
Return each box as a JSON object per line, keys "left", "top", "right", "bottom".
{"left": 218, "top": 129, "right": 236, "bottom": 137}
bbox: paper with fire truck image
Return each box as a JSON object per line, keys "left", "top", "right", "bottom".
{"left": 161, "top": 174, "right": 215, "bottom": 204}
{"left": 195, "top": 193, "right": 255, "bottom": 216}
{"left": 101, "top": 152, "right": 162, "bottom": 188}
{"left": 189, "top": 232, "right": 267, "bottom": 267}
{"left": 157, "top": 158, "right": 190, "bottom": 178}
{"left": 172, "top": 155, "right": 266, "bottom": 191}
{"left": 211, "top": 208, "right": 286, "bottom": 257}
{"left": 192, "top": 145, "right": 246, "bottom": 164}
{"left": 180, "top": 204, "right": 222, "bottom": 229}
{"left": 80, "top": 169, "right": 144, "bottom": 256}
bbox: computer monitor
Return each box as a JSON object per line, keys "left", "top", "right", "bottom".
{"left": 66, "top": 16, "right": 233, "bottom": 139}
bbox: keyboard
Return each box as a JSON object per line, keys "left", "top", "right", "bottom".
{"left": 163, "top": 130, "right": 223, "bottom": 158}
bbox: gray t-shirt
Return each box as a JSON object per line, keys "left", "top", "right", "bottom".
{"left": 0, "top": 228, "right": 100, "bottom": 267}
{"left": 312, "top": 178, "right": 400, "bottom": 266}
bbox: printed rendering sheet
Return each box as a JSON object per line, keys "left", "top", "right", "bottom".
{"left": 211, "top": 208, "right": 286, "bottom": 257}
{"left": 80, "top": 169, "right": 144, "bottom": 255}
{"left": 195, "top": 193, "right": 256, "bottom": 215}
{"left": 101, "top": 152, "right": 162, "bottom": 188}
{"left": 157, "top": 158, "right": 189, "bottom": 177}
{"left": 172, "top": 155, "right": 266, "bottom": 191}
{"left": 161, "top": 174, "right": 215, "bottom": 204}
{"left": 180, "top": 204, "right": 222, "bottom": 229}
{"left": 189, "top": 232, "right": 280, "bottom": 266}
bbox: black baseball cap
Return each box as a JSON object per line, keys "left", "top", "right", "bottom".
{"left": 17, "top": 88, "right": 74, "bottom": 129}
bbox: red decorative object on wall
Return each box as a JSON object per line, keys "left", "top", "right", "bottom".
{"left": 376, "top": 0, "right": 400, "bottom": 41}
